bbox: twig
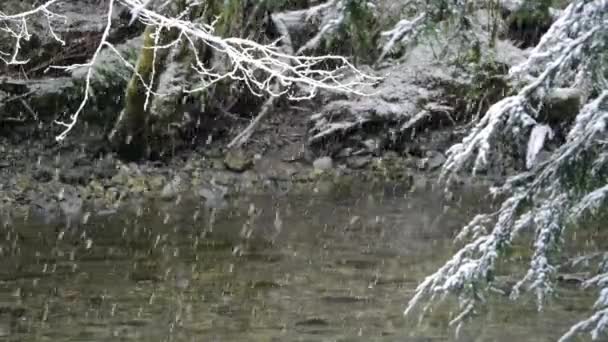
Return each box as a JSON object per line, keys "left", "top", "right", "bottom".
{"left": 227, "top": 82, "right": 280, "bottom": 149}
{"left": 18, "top": 98, "right": 38, "bottom": 120}
{"left": 1, "top": 0, "right": 377, "bottom": 142}
{"left": 1, "top": 116, "right": 26, "bottom": 123}
{"left": 1, "top": 90, "right": 34, "bottom": 104}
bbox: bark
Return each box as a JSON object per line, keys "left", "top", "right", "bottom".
{"left": 108, "top": 0, "right": 271, "bottom": 160}
{"left": 108, "top": 25, "right": 159, "bottom": 160}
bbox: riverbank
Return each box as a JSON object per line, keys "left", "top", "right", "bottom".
{"left": 0, "top": 0, "right": 531, "bottom": 224}
{"left": 1, "top": 105, "right": 484, "bottom": 227}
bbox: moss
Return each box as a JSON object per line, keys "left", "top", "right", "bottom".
{"left": 112, "top": 1, "right": 191, "bottom": 160}
{"left": 345, "top": 0, "right": 380, "bottom": 64}
{"left": 112, "top": 25, "right": 157, "bottom": 160}
{"left": 452, "top": 60, "right": 511, "bottom": 122}
{"left": 215, "top": 0, "right": 243, "bottom": 37}
{"left": 324, "top": 0, "right": 380, "bottom": 65}
{"left": 506, "top": 0, "right": 553, "bottom": 48}
{"left": 109, "top": 0, "right": 290, "bottom": 160}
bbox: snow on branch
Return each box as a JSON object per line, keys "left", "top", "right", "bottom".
{"left": 0, "top": 0, "right": 66, "bottom": 65}
{"left": 295, "top": 0, "right": 344, "bottom": 55}
{"left": 0, "top": 0, "right": 378, "bottom": 141}
{"left": 376, "top": 12, "right": 425, "bottom": 64}
{"left": 440, "top": 0, "right": 607, "bottom": 181}
{"left": 560, "top": 270, "right": 608, "bottom": 341}
{"left": 375, "top": 0, "right": 471, "bottom": 64}
{"left": 510, "top": 0, "right": 608, "bottom": 83}
{"left": 410, "top": 0, "right": 608, "bottom": 335}
{"left": 409, "top": 88, "right": 608, "bottom": 338}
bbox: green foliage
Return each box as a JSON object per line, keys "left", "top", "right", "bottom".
{"left": 455, "top": 60, "right": 512, "bottom": 122}
{"left": 509, "top": 2, "right": 552, "bottom": 29}
{"left": 265, "top": 0, "right": 309, "bottom": 11}
{"left": 114, "top": 25, "right": 158, "bottom": 159}
{"left": 325, "top": 0, "right": 380, "bottom": 65}
{"left": 506, "top": 0, "right": 554, "bottom": 47}
{"left": 215, "top": 0, "right": 244, "bottom": 37}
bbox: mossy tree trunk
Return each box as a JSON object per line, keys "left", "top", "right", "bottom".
{"left": 109, "top": 0, "right": 271, "bottom": 160}
{"left": 108, "top": 25, "right": 159, "bottom": 160}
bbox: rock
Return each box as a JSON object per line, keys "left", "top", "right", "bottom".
{"left": 197, "top": 183, "right": 228, "bottom": 209}
{"left": 13, "top": 175, "right": 32, "bottom": 192}
{"left": 148, "top": 175, "right": 166, "bottom": 191}
{"left": 104, "top": 187, "right": 121, "bottom": 203}
{"left": 416, "top": 158, "right": 428, "bottom": 170}
{"left": 499, "top": 0, "right": 524, "bottom": 14}
{"left": 557, "top": 272, "right": 587, "bottom": 285}
{"left": 254, "top": 158, "right": 298, "bottom": 181}
{"left": 307, "top": 8, "right": 525, "bottom": 155}
{"left": 313, "top": 156, "right": 333, "bottom": 171}
{"left": 204, "top": 147, "right": 223, "bottom": 158}
{"left": 60, "top": 167, "right": 92, "bottom": 185}
{"left": 426, "top": 151, "right": 446, "bottom": 171}
{"left": 58, "top": 190, "right": 83, "bottom": 228}
{"left": 540, "top": 87, "right": 583, "bottom": 124}
{"left": 295, "top": 317, "right": 330, "bottom": 326}
{"left": 346, "top": 156, "right": 371, "bottom": 169}
{"left": 88, "top": 180, "right": 105, "bottom": 196}
{"left": 127, "top": 176, "right": 148, "bottom": 194}
{"left": 411, "top": 174, "right": 428, "bottom": 191}
{"left": 337, "top": 147, "right": 354, "bottom": 158}
{"left": 33, "top": 167, "right": 54, "bottom": 183}
{"left": 361, "top": 139, "right": 380, "bottom": 154}
{"left": 30, "top": 199, "right": 61, "bottom": 224}
{"left": 415, "top": 151, "right": 446, "bottom": 171}
{"left": 224, "top": 149, "right": 253, "bottom": 172}
{"left": 160, "top": 175, "right": 183, "bottom": 200}
{"left": 93, "top": 156, "right": 118, "bottom": 179}
{"left": 74, "top": 157, "right": 92, "bottom": 167}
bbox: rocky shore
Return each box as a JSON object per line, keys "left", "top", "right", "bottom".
{"left": 0, "top": 113, "right": 462, "bottom": 227}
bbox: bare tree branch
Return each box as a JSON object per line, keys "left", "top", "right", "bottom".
{"left": 0, "top": 0, "right": 378, "bottom": 141}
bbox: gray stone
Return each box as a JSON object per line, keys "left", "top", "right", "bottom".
{"left": 426, "top": 151, "right": 446, "bottom": 171}
{"left": 160, "top": 175, "right": 182, "bottom": 200}
{"left": 416, "top": 158, "right": 428, "bottom": 170}
{"left": 224, "top": 149, "right": 253, "bottom": 172}
{"left": 337, "top": 147, "right": 354, "bottom": 158}
{"left": 60, "top": 167, "right": 92, "bottom": 185}
{"left": 541, "top": 87, "right": 583, "bottom": 124}
{"left": 33, "top": 167, "right": 54, "bottom": 183}
{"left": 313, "top": 156, "right": 333, "bottom": 171}
{"left": 362, "top": 139, "right": 380, "bottom": 153}
{"left": 347, "top": 156, "right": 371, "bottom": 169}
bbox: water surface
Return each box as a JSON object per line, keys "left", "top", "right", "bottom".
{"left": 0, "top": 187, "right": 592, "bottom": 341}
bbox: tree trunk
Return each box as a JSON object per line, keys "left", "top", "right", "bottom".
{"left": 108, "top": 25, "right": 160, "bottom": 160}
{"left": 108, "top": 0, "right": 275, "bottom": 160}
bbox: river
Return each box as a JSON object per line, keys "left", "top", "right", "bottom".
{"left": 0, "top": 185, "right": 593, "bottom": 341}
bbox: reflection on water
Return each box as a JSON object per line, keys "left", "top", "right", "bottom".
{"left": 0, "top": 187, "right": 592, "bottom": 341}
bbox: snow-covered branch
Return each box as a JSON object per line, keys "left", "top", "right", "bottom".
{"left": 294, "top": 0, "right": 344, "bottom": 55}
{"left": 408, "top": 85, "right": 608, "bottom": 339}
{"left": 376, "top": 0, "right": 472, "bottom": 64}
{"left": 0, "top": 0, "right": 65, "bottom": 65}
{"left": 441, "top": 0, "right": 608, "bottom": 180}
{"left": 408, "top": 0, "right": 608, "bottom": 337}
{"left": 52, "top": 0, "right": 116, "bottom": 141}
{"left": 376, "top": 12, "right": 425, "bottom": 64}
{"left": 0, "top": 0, "right": 378, "bottom": 141}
